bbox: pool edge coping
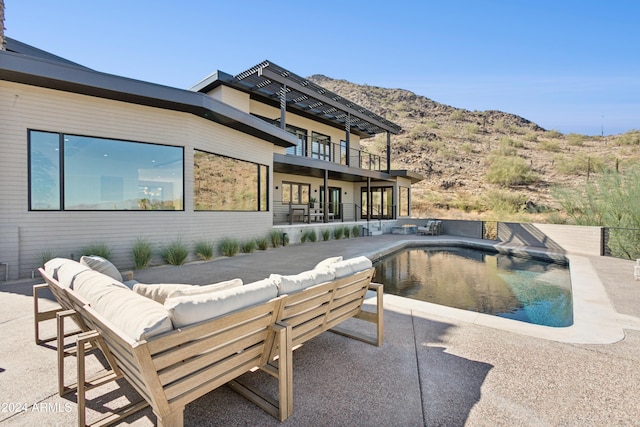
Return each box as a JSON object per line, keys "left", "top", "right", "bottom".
{"left": 362, "top": 237, "right": 626, "bottom": 345}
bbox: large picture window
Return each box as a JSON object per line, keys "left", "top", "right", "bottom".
{"left": 29, "top": 130, "right": 184, "bottom": 211}
{"left": 194, "top": 150, "right": 268, "bottom": 211}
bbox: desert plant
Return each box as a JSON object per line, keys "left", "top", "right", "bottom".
{"left": 555, "top": 154, "right": 606, "bottom": 175}
{"left": 566, "top": 133, "right": 585, "bottom": 146}
{"left": 484, "top": 189, "right": 527, "bottom": 214}
{"left": 352, "top": 225, "right": 360, "bottom": 237}
{"left": 546, "top": 129, "right": 563, "bottom": 138}
{"left": 241, "top": 239, "right": 256, "bottom": 254}
{"left": 539, "top": 139, "right": 561, "bottom": 152}
{"left": 523, "top": 132, "right": 538, "bottom": 142}
{"left": 269, "top": 230, "right": 283, "bottom": 247}
{"left": 449, "top": 109, "right": 464, "bottom": 121}
{"left": 333, "top": 226, "right": 344, "bottom": 240}
{"left": 132, "top": 238, "right": 153, "bottom": 269}
{"left": 194, "top": 240, "right": 214, "bottom": 260}
{"left": 301, "top": 229, "right": 317, "bottom": 243}
{"left": 80, "top": 243, "right": 111, "bottom": 259}
{"left": 255, "top": 236, "right": 269, "bottom": 250}
{"left": 218, "top": 238, "right": 240, "bottom": 257}
{"left": 321, "top": 229, "right": 331, "bottom": 241}
{"left": 485, "top": 155, "right": 537, "bottom": 186}
{"left": 160, "top": 239, "right": 189, "bottom": 265}
{"left": 554, "top": 168, "right": 640, "bottom": 258}
{"left": 40, "top": 250, "right": 56, "bottom": 267}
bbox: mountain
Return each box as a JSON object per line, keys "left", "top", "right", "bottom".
{"left": 307, "top": 75, "right": 640, "bottom": 221}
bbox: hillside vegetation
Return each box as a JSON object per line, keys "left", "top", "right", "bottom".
{"left": 308, "top": 75, "right": 640, "bottom": 223}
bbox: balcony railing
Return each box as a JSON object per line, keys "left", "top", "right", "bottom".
{"left": 284, "top": 137, "right": 387, "bottom": 171}
{"left": 273, "top": 201, "right": 396, "bottom": 225}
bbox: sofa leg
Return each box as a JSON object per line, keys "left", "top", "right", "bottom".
{"left": 156, "top": 408, "right": 184, "bottom": 427}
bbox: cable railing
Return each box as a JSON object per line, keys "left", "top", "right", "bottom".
{"left": 284, "top": 136, "right": 387, "bottom": 171}
{"left": 272, "top": 201, "right": 396, "bottom": 225}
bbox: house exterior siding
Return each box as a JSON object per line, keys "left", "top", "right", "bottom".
{"left": 0, "top": 80, "right": 276, "bottom": 278}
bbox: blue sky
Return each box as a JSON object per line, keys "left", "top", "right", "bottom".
{"left": 5, "top": 1, "right": 639, "bottom": 135}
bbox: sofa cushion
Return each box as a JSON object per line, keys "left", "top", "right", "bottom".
{"left": 73, "top": 269, "right": 172, "bottom": 341}
{"left": 44, "top": 258, "right": 83, "bottom": 283}
{"left": 133, "top": 283, "right": 196, "bottom": 304}
{"left": 167, "top": 278, "right": 242, "bottom": 299}
{"left": 314, "top": 256, "right": 343, "bottom": 270}
{"left": 270, "top": 268, "right": 335, "bottom": 296}
{"left": 80, "top": 255, "right": 123, "bottom": 282}
{"left": 329, "top": 256, "right": 373, "bottom": 279}
{"left": 165, "top": 279, "right": 278, "bottom": 328}
{"left": 56, "top": 261, "right": 93, "bottom": 289}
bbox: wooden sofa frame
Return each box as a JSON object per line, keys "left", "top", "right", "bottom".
{"left": 36, "top": 263, "right": 383, "bottom": 426}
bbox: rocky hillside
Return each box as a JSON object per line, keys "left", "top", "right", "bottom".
{"left": 308, "top": 75, "right": 640, "bottom": 221}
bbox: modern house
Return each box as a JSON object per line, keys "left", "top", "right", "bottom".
{"left": 0, "top": 37, "right": 422, "bottom": 279}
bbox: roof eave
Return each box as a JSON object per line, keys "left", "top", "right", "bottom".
{"left": 0, "top": 50, "right": 297, "bottom": 148}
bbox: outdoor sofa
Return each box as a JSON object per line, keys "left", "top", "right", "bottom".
{"left": 35, "top": 255, "right": 383, "bottom": 426}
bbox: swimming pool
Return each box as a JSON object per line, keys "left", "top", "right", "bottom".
{"left": 373, "top": 246, "right": 573, "bottom": 327}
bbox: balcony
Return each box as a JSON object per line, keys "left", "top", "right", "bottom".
{"left": 284, "top": 136, "right": 388, "bottom": 172}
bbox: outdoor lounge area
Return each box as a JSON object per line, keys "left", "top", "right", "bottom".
{"left": 2, "top": 234, "right": 640, "bottom": 426}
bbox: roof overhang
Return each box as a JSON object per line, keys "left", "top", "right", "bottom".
{"left": 192, "top": 61, "right": 402, "bottom": 139}
{"left": 0, "top": 49, "right": 297, "bottom": 148}
{"left": 273, "top": 153, "right": 422, "bottom": 183}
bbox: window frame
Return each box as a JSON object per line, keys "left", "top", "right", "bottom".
{"left": 28, "top": 129, "right": 185, "bottom": 211}
{"left": 194, "top": 149, "right": 269, "bottom": 212}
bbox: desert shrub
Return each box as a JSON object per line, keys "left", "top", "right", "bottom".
{"left": 491, "top": 145, "right": 517, "bottom": 157}
{"left": 218, "top": 238, "right": 240, "bottom": 257}
{"left": 484, "top": 190, "right": 527, "bottom": 214}
{"left": 539, "top": 139, "right": 561, "bottom": 152}
{"left": 321, "top": 229, "right": 331, "bottom": 241}
{"left": 241, "top": 239, "right": 256, "bottom": 254}
{"left": 132, "top": 238, "right": 153, "bottom": 269}
{"left": 461, "top": 142, "right": 474, "bottom": 154}
{"left": 555, "top": 154, "right": 606, "bottom": 175}
{"left": 499, "top": 136, "right": 524, "bottom": 149}
{"left": 453, "top": 192, "right": 483, "bottom": 213}
{"left": 255, "top": 236, "right": 269, "bottom": 250}
{"left": 523, "top": 132, "right": 538, "bottom": 142}
{"left": 493, "top": 119, "right": 506, "bottom": 131}
{"left": 485, "top": 155, "right": 537, "bottom": 186}
{"left": 40, "top": 250, "right": 56, "bottom": 267}
{"left": 269, "top": 230, "right": 283, "bottom": 247}
{"left": 554, "top": 168, "right": 640, "bottom": 258}
{"left": 426, "top": 121, "right": 439, "bottom": 129}
{"left": 566, "top": 133, "right": 585, "bottom": 146}
{"left": 352, "top": 225, "right": 360, "bottom": 237}
{"left": 449, "top": 109, "right": 464, "bottom": 121}
{"left": 333, "top": 226, "right": 344, "bottom": 240}
{"left": 301, "top": 229, "right": 317, "bottom": 243}
{"left": 161, "top": 239, "right": 189, "bottom": 265}
{"left": 194, "top": 240, "right": 214, "bottom": 260}
{"left": 80, "top": 243, "right": 111, "bottom": 259}
{"left": 465, "top": 124, "right": 479, "bottom": 135}
{"left": 546, "top": 129, "right": 563, "bottom": 138}
{"left": 614, "top": 130, "right": 640, "bottom": 146}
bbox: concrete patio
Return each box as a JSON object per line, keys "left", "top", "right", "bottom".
{"left": 1, "top": 234, "right": 639, "bottom": 426}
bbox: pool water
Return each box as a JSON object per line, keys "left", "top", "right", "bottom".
{"left": 374, "top": 247, "right": 573, "bottom": 327}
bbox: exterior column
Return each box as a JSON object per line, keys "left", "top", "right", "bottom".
{"left": 323, "top": 169, "right": 329, "bottom": 223}
{"left": 367, "top": 177, "right": 371, "bottom": 220}
{"left": 386, "top": 131, "right": 391, "bottom": 173}
{"left": 345, "top": 113, "right": 351, "bottom": 166}
{"left": 280, "top": 84, "right": 287, "bottom": 130}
